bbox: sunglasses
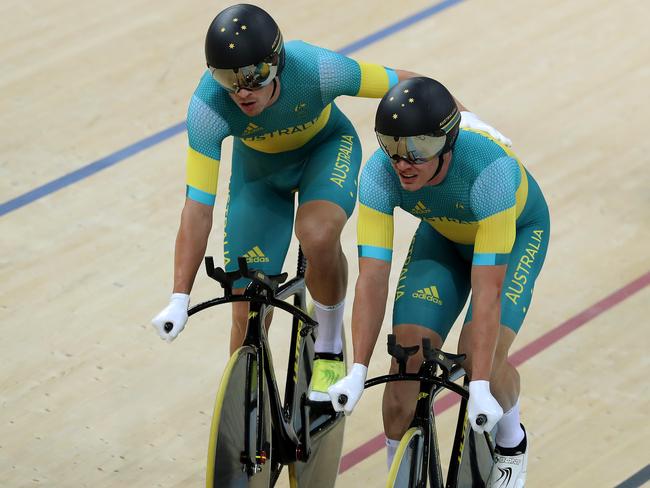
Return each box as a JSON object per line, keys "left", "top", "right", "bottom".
{"left": 209, "top": 33, "right": 283, "bottom": 93}
{"left": 376, "top": 132, "right": 447, "bottom": 164}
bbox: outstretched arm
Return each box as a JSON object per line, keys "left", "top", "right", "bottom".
{"left": 328, "top": 256, "right": 391, "bottom": 414}
{"left": 393, "top": 70, "right": 511, "bottom": 143}
{"left": 151, "top": 198, "right": 214, "bottom": 342}
{"left": 352, "top": 257, "right": 392, "bottom": 366}
{"left": 173, "top": 198, "right": 214, "bottom": 294}
{"left": 466, "top": 264, "right": 507, "bottom": 379}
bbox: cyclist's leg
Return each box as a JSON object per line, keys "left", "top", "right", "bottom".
{"left": 459, "top": 214, "right": 550, "bottom": 487}
{"left": 384, "top": 222, "right": 471, "bottom": 457}
{"left": 295, "top": 116, "right": 360, "bottom": 340}
{"left": 459, "top": 218, "right": 550, "bottom": 411}
{"left": 295, "top": 200, "right": 348, "bottom": 358}
{"left": 296, "top": 115, "right": 361, "bottom": 398}
{"left": 383, "top": 325, "right": 443, "bottom": 439}
{"left": 224, "top": 141, "right": 300, "bottom": 353}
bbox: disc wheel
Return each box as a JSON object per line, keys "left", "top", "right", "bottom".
{"left": 386, "top": 426, "right": 425, "bottom": 488}
{"left": 456, "top": 417, "right": 496, "bottom": 487}
{"left": 287, "top": 313, "right": 347, "bottom": 488}
{"left": 206, "top": 346, "right": 273, "bottom": 488}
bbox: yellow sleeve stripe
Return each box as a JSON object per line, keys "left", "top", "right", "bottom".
{"left": 186, "top": 146, "right": 219, "bottom": 196}
{"left": 357, "top": 203, "right": 394, "bottom": 250}
{"left": 474, "top": 206, "right": 517, "bottom": 255}
{"left": 357, "top": 63, "right": 394, "bottom": 98}
{"left": 514, "top": 160, "right": 528, "bottom": 219}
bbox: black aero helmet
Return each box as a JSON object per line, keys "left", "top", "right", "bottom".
{"left": 205, "top": 4, "right": 285, "bottom": 92}
{"left": 375, "top": 77, "right": 461, "bottom": 164}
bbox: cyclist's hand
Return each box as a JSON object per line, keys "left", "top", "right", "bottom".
{"left": 460, "top": 111, "right": 512, "bottom": 147}
{"left": 328, "top": 363, "right": 367, "bottom": 415}
{"left": 151, "top": 293, "right": 190, "bottom": 342}
{"left": 468, "top": 380, "right": 503, "bottom": 433}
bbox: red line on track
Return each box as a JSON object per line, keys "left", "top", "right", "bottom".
{"left": 338, "top": 271, "right": 650, "bottom": 474}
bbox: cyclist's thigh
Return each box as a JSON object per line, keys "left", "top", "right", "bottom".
{"left": 463, "top": 217, "right": 551, "bottom": 333}
{"left": 393, "top": 221, "right": 472, "bottom": 342}
{"left": 297, "top": 115, "right": 361, "bottom": 219}
{"left": 225, "top": 141, "right": 299, "bottom": 287}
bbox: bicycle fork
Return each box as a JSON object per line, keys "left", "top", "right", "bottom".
{"left": 241, "top": 346, "right": 269, "bottom": 476}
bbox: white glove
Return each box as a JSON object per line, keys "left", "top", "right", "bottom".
{"left": 468, "top": 380, "right": 503, "bottom": 434}
{"left": 460, "top": 111, "right": 512, "bottom": 147}
{"left": 151, "top": 293, "right": 190, "bottom": 342}
{"left": 328, "top": 363, "right": 368, "bottom": 415}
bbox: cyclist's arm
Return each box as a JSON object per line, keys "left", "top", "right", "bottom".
{"left": 351, "top": 257, "right": 391, "bottom": 365}
{"left": 315, "top": 46, "right": 470, "bottom": 113}
{"left": 467, "top": 156, "right": 520, "bottom": 378}
{"left": 172, "top": 198, "right": 213, "bottom": 294}
{"left": 467, "top": 264, "right": 506, "bottom": 380}
{"left": 393, "top": 68, "right": 418, "bottom": 81}
{"left": 174, "top": 88, "right": 229, "bottom": 293}
{"left": 354, "top": 150, "right": 399, "bottom": 363}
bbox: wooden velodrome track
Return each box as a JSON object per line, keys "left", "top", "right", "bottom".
{"left": 2, "top": 0, "right": 649, "bottom": 486}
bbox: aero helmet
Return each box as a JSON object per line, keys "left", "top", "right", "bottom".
{"left": 375, "top": 77, "right": 461, "bottom": 166}
{"left": 205, "top": 4, "right": 285, "bottom": 92}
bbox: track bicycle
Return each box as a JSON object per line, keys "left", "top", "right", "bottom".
{"left": 343, "top": 334, "right": 495, "bottom": 488}
{"left": 175, "top": 250, "right": 346, "bottom": 487}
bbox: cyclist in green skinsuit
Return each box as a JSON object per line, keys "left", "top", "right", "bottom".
{"left": 151, "top": 4, "right": 510, "bottom": 403}
{"left": 329, "top": 77, "right": 549, "bottom": 487}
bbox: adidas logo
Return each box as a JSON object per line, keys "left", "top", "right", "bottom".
{"left": 320, "top": 369, "right": 340, "bottom": 387}
{"left": 412, "top": 285, "right": 443, "bottom": 305}
{"left": 411, "top": 201, "right": 430, "bottom": 215}
{"left": 243, "top": 123, "right": 264, "bottom": 136}
{"left": 244, "top": 246, "right": 270, "bottom": 263}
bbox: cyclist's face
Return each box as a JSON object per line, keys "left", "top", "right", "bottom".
{"left": 229, "top": 81, "right": 278, "bottom": 116}
{"left": 390, "top": 152, "right": 451, "bottom": 190}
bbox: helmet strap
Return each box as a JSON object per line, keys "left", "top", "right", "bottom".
{"left": 428, "top": 154, "right": 446, "bottom": 182}
{"left": 270, "top": 78, "right": 278, "bottom": 100}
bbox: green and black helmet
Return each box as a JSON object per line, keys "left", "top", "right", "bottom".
{"left": 375, "top": 77, "right": 461, "bottom": 164}
{"left": 205, "top": 4, "right": 285, "bottom": 92}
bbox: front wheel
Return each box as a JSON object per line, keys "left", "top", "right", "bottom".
{"left": 206, "top": 346, "right": 273, "bottom": 488}
{"left": 288, "top": 311, "right": 347, "bottom": 487}
{"left": 386, "top": 426, "right": 426, "bottom": 488}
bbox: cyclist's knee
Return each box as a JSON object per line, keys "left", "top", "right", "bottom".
{"left": 295, "top": 202, "right": 346, "bottom": 255}
{"left": 384, "top": 380, "right": 417, "bottom": 418}
{"left": 296, "top": 220, "right": 342, "bottom": 257}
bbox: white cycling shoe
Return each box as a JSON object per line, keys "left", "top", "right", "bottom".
{"left": 488, "top": 425, "right": 528, "bottom": 488}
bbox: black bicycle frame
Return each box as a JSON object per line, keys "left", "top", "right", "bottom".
{"left": 187, "top": 253, "right": 342, "bottom": 473}
{"left": 364, "top": 338, "right": 493, "bottom": 488}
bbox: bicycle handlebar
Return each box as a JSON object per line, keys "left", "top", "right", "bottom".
{"left": 206, "top": 256, "right": 288, "bottom": 295}
{"left": 164, "top": 256, "right": 316, "bottom": 334}
{"left": 360, "top": 334, "right": 470, "bottom": 400}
